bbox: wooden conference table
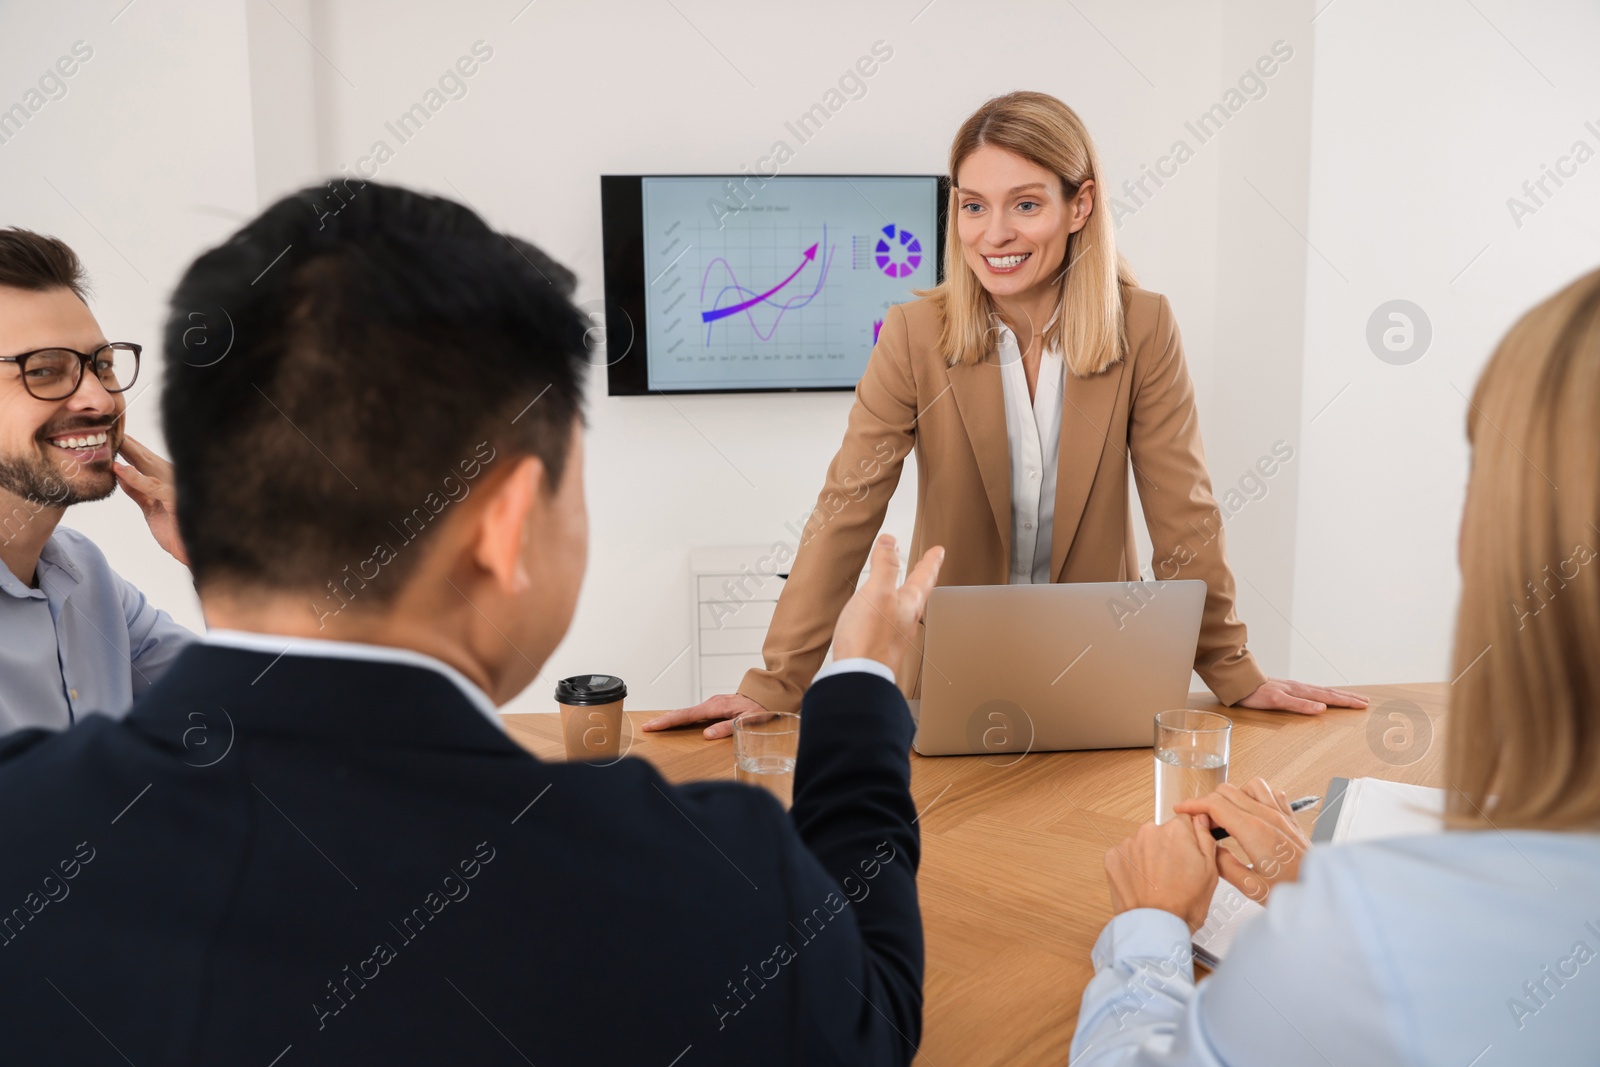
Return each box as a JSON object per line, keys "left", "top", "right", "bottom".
{"left": 503, "top": 681, "right": 1448, "bottom": 1067}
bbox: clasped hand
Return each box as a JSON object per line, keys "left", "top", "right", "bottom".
{"left": 1104, "top": 778, "right": 1312, "bottom": 932}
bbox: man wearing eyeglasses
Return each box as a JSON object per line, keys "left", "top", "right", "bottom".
{"left": 0, "top": 227, "right": 193, "bottom": 734}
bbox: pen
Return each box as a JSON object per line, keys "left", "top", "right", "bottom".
{"left": 1210, "top": 794, "right": 1321, "bottom": 841}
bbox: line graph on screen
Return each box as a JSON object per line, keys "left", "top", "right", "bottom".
{"left": 699, "top": 226, "right": 836, "bottom": 345}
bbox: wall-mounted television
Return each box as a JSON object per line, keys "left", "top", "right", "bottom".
{"left": 599, "top": 174, "right": 947, "bottom": 395}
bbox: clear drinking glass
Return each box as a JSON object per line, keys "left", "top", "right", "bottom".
{"left": 1154, "top": 709, "right": 1231, "bottom": 824}
{"left": 733, "top": 711, "right": 800, "bottom": 809}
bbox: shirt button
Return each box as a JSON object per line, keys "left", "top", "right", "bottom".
{"left": 1028, "top": 470, "right": 1038, "bottom": 479}
{"left": 1024, "top": 521, "right": 1034, "bottom": 530}
{"left": 69, "top": 688, "right": 78, "bottom": 701}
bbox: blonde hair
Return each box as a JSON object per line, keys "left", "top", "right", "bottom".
{"left": 1449, "top": 266, "right": 1600, "bottom": 830}
{"left": 921, "top": 92, "right": 1136, "bottom": 376}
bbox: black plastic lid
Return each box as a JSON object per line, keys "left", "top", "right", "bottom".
{"left": 554, "top": 674, "right": 627, "bottom": 706}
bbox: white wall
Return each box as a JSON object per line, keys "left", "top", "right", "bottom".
{"left": 0, "top": 0, "right": 259, "bottom": 636}
{"left": 3, "top": 0, "right": 1596, "bottom": 713}
{"left": 291, "top": 0, "right": 1230, "bottom": 713}
{"left": 1121, "top": 0, "right": 1318, "bottom": 676}
{"left": 1290, "top": 0, "right": 1600, "bottom": 685}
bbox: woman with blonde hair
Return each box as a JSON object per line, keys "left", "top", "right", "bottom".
{"left": 1074, "top": 267, "right": 1600, "bottom": 1064}
{"left": 648, "top": 91, "right": 1364, "bottom": 737}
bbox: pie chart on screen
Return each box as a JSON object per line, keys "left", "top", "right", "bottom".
{"left": 875, "top": 224, "right": 922, "bottom": 279}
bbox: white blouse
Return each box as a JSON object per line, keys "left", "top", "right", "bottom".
{"left": 995, "top": 320, "right": 1065, "bottom": 585}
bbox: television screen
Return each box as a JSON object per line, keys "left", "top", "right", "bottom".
{"left": 600, "top": 174, "right": 946, "bottom": 395}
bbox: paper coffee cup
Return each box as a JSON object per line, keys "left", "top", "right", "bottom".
{"left": 554, "top": 674, "right": 628, "bottom": 761}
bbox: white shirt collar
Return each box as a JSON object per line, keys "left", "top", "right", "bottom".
{"left": 992, "top": 305, "right": 1063, "bottom": 346}
{"left": 202, "top": 629, "right": 503, "bottom": 732}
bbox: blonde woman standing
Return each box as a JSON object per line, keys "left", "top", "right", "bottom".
{"left": 648, "top": 92, "right": 1364, "bottom": 737}
{"left": 1074, "top": 265, "right": 1600, "bottom": 1064}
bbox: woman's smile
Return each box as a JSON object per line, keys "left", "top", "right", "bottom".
{"left": 982, "top": 252, "right": 1032, "bottom": 273}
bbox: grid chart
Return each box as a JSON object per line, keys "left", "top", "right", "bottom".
{"left": 641, "top": 176, "right": 938, "bottom": 391}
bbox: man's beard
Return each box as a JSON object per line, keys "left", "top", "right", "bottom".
{"left": 0, "top": 430, "right": 120, "bottom": 507}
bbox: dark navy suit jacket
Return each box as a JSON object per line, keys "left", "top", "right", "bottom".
{"left": 0, "top": 644, "right": 922, "bottom": 1065}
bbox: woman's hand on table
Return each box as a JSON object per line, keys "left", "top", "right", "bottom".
{"left": 1236, "top": 677, "right": 1369, "bottom": 715}
{"left": 1175, "top": 777, "right": 1312, "bottom": 904}
{"left": 644, "top": 694, "right": 766, "bottom": 740}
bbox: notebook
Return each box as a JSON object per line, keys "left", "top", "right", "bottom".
{"left": 1313, "top": 776, "right": 1445, "bottom": 844}
{"left": 1191, "top": 777, "right": 1446, "bottom": 968}
{"left": 1191, "top": 881, "right": 1262, "bottom": 969}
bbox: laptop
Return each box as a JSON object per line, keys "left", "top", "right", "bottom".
{"left": 910, "top": 580, "right": 1206, "bottom": 756}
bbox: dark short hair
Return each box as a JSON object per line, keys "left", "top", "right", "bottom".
{"left": 0, "top": 227, "right": 87, "bottom": 300}
{"left": 162, "top": 180, "right": 588, "bottom": 604}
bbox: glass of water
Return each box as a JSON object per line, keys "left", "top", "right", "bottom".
{"left": 734, "top": 711, "right": 800, "bottom": 809}
{"left": 1154, "top": 709, "right": 1231, "bottom": 824}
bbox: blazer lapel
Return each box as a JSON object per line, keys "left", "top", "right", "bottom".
{"left": 945, "top": 359, "right": 1012, "bottom": 574}
{"left": 1050, "top": 360, "right": 1128, "bottom": 582}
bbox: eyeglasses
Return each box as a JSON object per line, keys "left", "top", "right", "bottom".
{"left": 0, "top": 343, "right": 142, "bottom": 401}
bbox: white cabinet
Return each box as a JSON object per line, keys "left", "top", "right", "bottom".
{"left": 689, "top": 546, "right": 787, "bottom": 704}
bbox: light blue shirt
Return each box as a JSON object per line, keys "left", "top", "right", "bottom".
{"left": 0, "top": 526, "right": 195, "bottom": 733}
{"left": 1071, "top": 830, "right": 1600, "bottom": 1065}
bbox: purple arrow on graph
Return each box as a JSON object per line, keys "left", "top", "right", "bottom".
{"left": 700, "top": 243, "right": 820, "bottom": 323}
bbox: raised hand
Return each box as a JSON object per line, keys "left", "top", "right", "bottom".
{"left": 829, "top": 534, "right": 944, "bottom": 674}
{"left": 643, "top": 536, "right": 944, "bottom": 740}
{"left": 114, "top": 435, "right": 188, "bottom": 567}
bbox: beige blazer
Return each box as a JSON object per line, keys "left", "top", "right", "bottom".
{"left": 738, "top": 287, "right": 1267, "bottom": 713}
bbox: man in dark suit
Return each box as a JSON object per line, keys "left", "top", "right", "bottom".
{"left": 0, "top": 181, "right": 945, "bottom": 1065}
